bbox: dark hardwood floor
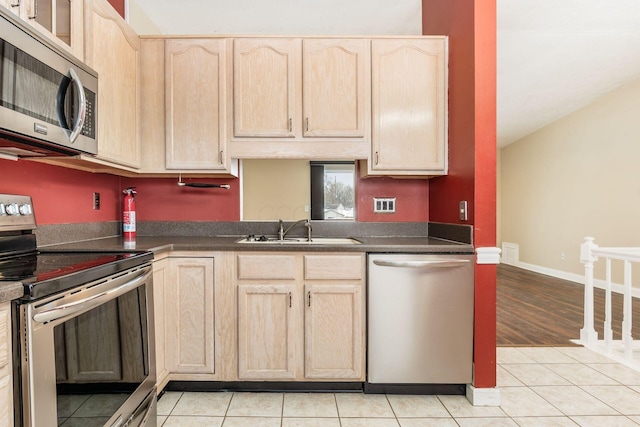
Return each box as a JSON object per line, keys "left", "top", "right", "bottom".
{"left": 497, "top": 264, "right": 640, "bottom": 346}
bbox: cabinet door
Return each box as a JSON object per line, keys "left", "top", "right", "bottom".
{"left": 166, "top": 258, "right": 215, "bottom": 374}
{"left": 85, "top": 0, "right": 140, "bottom": 168}
{"left": 152, "top": 259, "right": 170, "bottom": 388}
{"left": 302, "top": 39, "right": 369, "bottom": 138}
{"left": 233, "top": 38, "right": 298, "bottom": 137}
{"left": 371, "top": 38, "right": 447, "bottom": 175}
{"left": 1, "top": 0, "right": 21, "bottom": 16}
{"left": 165, "top": 39, "right": 228, "bottom": 170}
{"left": 0, "top": 303, "right": 11, "bottom": 427}
{"left": 23, "top": 0, "right": 83, "bottom": 58}
{"left": 237, "top": 284, "right": 297, "bottom": 379}
{"left": 304, "top": 284, "right": 363, "bottom": 379}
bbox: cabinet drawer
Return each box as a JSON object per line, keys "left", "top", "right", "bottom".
{"left": 237, "top": 255, "right": 297, "bottom": 280}
{"left": 304, "top": 255, "right": 363, "bottom": 280}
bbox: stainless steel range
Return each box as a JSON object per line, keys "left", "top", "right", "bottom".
{"left": 0, "top": 194, "right": 156, "bottom": 427}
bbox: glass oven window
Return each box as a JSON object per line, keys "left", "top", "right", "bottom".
{"left": 53, "top": 285, "right": 149, "bottom": 425}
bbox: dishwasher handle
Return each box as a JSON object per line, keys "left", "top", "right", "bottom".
{"left": 372, "top": 259, "right": 471, "bottom": 269}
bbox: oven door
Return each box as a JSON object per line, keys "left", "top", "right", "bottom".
{"left": 18, "top": 264, "right": 156, "bottom": 427}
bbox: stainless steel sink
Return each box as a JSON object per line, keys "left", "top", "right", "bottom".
{"left": 236, "top": 237, "right": 362, "bottom": 245}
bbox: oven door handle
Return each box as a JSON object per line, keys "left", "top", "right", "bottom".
{"left": 32, "top": 266, "right": 152, "bottom": 324}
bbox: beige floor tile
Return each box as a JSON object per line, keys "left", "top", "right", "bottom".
{"left": 501, "top": 364, "right": 571, "bottom": 386}
{"left": 555, "top": 347, "right": 619, "bottom": 364}
{"left": 171, "top": 392, "right": 232, "bottom": 417}
{"left": 581, "top": 385, "right": 640, "bottom": 415}
{"left": 157, "top": 415, "right": 167, "bottom": 426}
{"left": 162, "top": 416, "right": 224, "bottom": 427}
{"left": 339, "top": 418, "right": 400, "bottom": 427}
{"left": 335, "top": 393, "right": 395, "bottom": 418}
{"left": 221, "top": 417, "right": 281, "bottom": 427}
{"left": 518, "top": 347, "right": 581, "bottom": 364}
{"left": 569, "top": 415, "right": 640, "bottom": 427}
{"left": 498, "top": 365, "right": 525, "bottom": 387}
{"left": 227, "top": 392, "right": 283, "bottom": 417}
{"left": 497, "top": 347, "right": 537, "bottom": 364}
{"left": 397, "top": 419, "right": 459, "bottom": 427}
{"left": 628, "top": 415, "right": 640, "bottom": 424}
{"left": 454, "top": 418, "right": 519, "bottom": 426}
{"left": 544, "top": 364, "right": 620, "bottom": 385}
{"left": 588, "top": 363, "right": 640, "bottom": 385}
{"left": 157, "top": 392, "right": 183, "bottom": 416}
{"left": 512, "top": 416, "right": 579, "bottom": 426}
{"left": 283, "top": 393, "right": 338, "bottom": 417}
{"left": 438, "top": 395, "right": 507, "bottom": 418}
{"left": 281, "top": 418, "right": 341, "bottom": 427}
{"left": 73, "top": 393, "right": 129, "bottom": 417}
{"left": 387, "top": 394, "right": 450, "bottom": 418}
{"left": 499, "top": 387, "right": 563, "bottom": 417}
{"left": 531, "top": 386, "right": 618, "bottom": 416}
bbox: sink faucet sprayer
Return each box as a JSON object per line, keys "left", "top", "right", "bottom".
{"left": 278, "top": 219, "right": 312, "bottom": 242}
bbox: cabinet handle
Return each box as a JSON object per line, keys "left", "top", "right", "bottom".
{"left": 289, "top": 292, "right": 292, "bottom": 308}
{"left": 375, "top": 151, "right": 379, "bottom": 165}
{"left": 10, "top": 0, "right": 20, "bottom": 7}
{"left": 305, "top": 117, "right": 309, "bottom": 132}
{"left": 288, "top": 118, "right": 292, "bottom": 132}
{"left": 307, "top": 291, "right": 311, "bottom": 307}
{"left": 28, "top": 0, "right": 37, "bottom": 19}
{"left": 219, "top": 150, "right": 223, "bottom": 164}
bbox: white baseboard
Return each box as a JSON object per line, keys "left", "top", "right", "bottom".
{"left": 512, "top": 261, "right": 640, "bottom": 299}
{"left": 466, "top": 384, "right": 501, "bottom": 406}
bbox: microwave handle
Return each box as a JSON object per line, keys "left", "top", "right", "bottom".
{"left": 57, "top": 68, "right": 87, "bottom": 144}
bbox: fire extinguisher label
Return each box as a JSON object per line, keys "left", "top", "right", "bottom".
{"left": 123, "top": 212, "right": 136, "bottom": 232}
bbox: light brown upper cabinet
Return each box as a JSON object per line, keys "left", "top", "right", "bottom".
{"left": 4, "top": 0, "right": 83, "bottom": 59}
{"left": 165, "top": 38, "right": 229, "bottom": 170}
{"left": 84, "top": 0, "right": 140, "bottom": 169}
{"left": 302, "top": 39, "right": 368, "bottom": 138}
{"left": 233, "top": 38, "right": 298, "bottom": 138}
{"left": 368, "top": 37, "right": 447, "bottom": 176}
{"left": 229, "top": 38, "right": 370, "bottom": 160}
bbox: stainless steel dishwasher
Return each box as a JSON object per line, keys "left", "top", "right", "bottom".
{"left": 367, "top": 253, "right": 474, "bottom": 390}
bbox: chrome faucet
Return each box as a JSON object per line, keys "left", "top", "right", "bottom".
{"left": 278, "top": 219, "right": 312, "bottom": 242}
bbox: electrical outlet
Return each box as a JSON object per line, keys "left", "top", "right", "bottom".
{"left": 459, "top": 201, "right": 468, "bottom": 221}
{"left": 373, "top": 197, "right": 396, "bottom": 213}
{"left": 93, "top": 192, "right": 100, "bottom": 210}
{"left": 560, "top": 252, "right": 565, "bottom": 260}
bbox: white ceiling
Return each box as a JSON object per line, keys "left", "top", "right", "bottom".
{"left": 130, "top": 0, "right": 640, "bottom": 148}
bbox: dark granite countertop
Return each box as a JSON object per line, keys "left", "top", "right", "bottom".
{"left": 41, "top": 235, "right": 474, "bottom": 255}
{"left": 0, "top": 281, "right": 23, "bottom": 304}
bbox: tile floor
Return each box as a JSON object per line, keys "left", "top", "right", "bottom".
{"left": 156, "top": 346, "right": 640, "bottom": 426}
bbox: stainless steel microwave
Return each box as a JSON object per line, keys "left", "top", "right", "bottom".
{"left": 0, "top": 8, "right": 97, "bottom": 158}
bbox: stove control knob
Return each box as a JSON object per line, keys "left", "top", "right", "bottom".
{"left": 19, "top": 204, "right": 33, "bottom": 215}
{"left": 5, "top": 203, "right": 19, "bottom": 216}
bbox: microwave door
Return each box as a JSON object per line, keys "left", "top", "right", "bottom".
{"left": 56, "top": 68, "right": 86, "bottom": 143}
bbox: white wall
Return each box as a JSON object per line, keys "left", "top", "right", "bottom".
{"left": 128, "top": 0, "right": 422, "bottom": 36}
{"left": 500, "top": 76, "right": 640, "bottom": 283}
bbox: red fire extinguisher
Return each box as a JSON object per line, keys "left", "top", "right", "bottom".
{"left": 123, "top": 187, "right": 136, "bottom": 240}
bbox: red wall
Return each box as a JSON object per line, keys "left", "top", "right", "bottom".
{"left": 356, "top": 176, "right": 429, "bottom": 222}
{"left": 107, "top": 0, "right": 126, "bottom": 18}
{"left": 423, "top": 0, "right": 497, "bottom": 389}
{"left": 121, "top": 177, "right": 240, "bottom": 221}
{"left": 0, "top": 159, "right": 121, "bottom": 224}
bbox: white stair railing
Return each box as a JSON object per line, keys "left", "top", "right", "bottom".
{"left": 580, "top": 237, "right": 640, "bottom": 367}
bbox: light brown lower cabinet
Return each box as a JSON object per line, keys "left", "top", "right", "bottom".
{"left": 165, "top": 257, "right": 215, "bottom": 375}
{"left": 0, "top": 302, "right": 12, "bottom": 427}
{"left": 236, "top": 252, "right": 365, "bottom": 381}
{"left": 152, "top": 258, "right": 170, "bottom": 390}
